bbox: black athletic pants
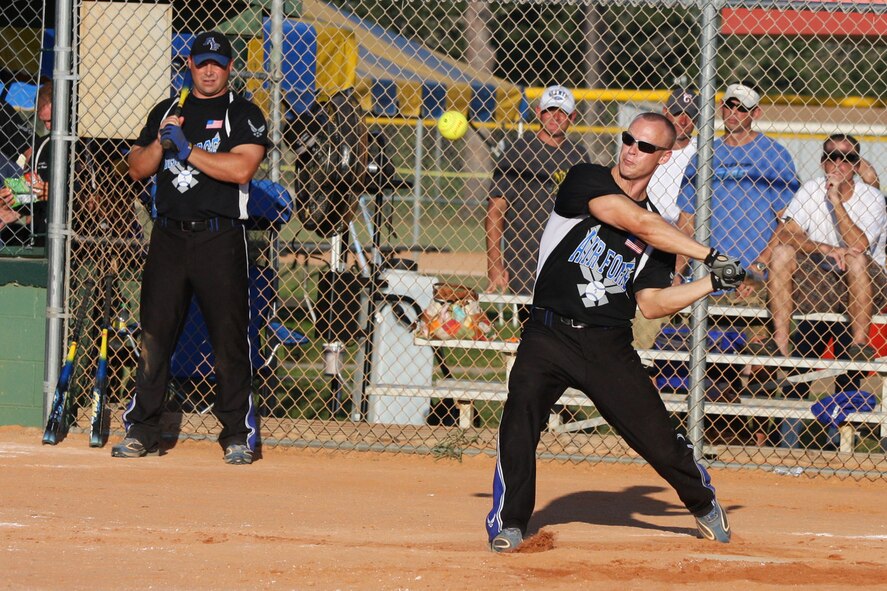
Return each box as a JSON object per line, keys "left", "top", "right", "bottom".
{"left": 486, "top": 315, "right": 717, "bottom": 539}
{"left": 123, "top": 220, "right": 257, "bottom": 451}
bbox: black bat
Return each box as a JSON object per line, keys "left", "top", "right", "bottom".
{"left": 160, "top": 70, "right": 192, "bottom": 150}
{"left": 42, "top": 279, "right": 95, "bottom": 445}
{"left": 88, "top": 275, "right": 114, "bottom": 448}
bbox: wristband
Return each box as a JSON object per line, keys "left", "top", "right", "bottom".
{"left": 703, "top": 247, "right": 719, "bottom": 267}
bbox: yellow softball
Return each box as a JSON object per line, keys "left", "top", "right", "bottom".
{"left": 437, "top": 111, "right": 469, "bottom": 141}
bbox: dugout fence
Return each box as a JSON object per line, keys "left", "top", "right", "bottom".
{"left": 3, "top": 0, "right": 887, "bottom": 479}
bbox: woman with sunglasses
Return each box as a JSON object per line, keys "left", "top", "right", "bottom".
{"left": 486, "top": 113, "right": 744, "bottom": 552}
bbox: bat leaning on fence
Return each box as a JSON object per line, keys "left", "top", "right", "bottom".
{"left": 42, "top": 279, "right": 96, "bottom": 445}
{"left": 88, "top": 275, "right": 114, "bottom": 448}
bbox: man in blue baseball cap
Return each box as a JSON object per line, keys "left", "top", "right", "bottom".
{"left": 189, "top": 31, "right": 232, "bottom": 67}
{"left": 117, "top": 30, "right": 269, "bottom": 464}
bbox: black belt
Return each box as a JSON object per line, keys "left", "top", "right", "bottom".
{"left": 530, "top": 306, "right": 592, "bottom": 329}
{"left": 157, "top": 217, "right": 240, "bottom": 232}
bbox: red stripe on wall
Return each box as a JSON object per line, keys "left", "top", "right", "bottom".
{"left": 722, "top": 8, "right": 887, "bottom": 37}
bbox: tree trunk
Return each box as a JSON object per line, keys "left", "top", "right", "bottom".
{"left": 461, "top": 1, "right": 494, "bottom": 213}
{"left": 583, "top": 4, "right": 611, "bottom": 163}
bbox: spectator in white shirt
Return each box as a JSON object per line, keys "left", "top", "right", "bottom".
{"left": 759, "top": 134, "right": 886, "bottom": 361}
{"left": 632, "top": 88, "right": 699, "bottom": 350}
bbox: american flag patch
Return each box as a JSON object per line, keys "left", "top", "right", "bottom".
{"left": 206, "top": 119, "right": 223, "bottom": 129}
{"left": 625, "top": 236, "right": 645, "bottom": 254}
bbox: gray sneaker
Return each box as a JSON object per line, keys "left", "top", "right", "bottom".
{"left": 695, "top": 500, "right": 731, "bottom": 543}
{"left": 490, "top": 527, "right": 523, "bottom": 553}
{"left": 111, "top": 437, "right": 158, "bottom": 458}
{"left": 224, "top": 444, "right": 253, "bottom": 465}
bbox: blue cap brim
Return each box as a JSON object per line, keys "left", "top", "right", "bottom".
{"left": 193, "top": 53, "right": 230, "bottom": 67}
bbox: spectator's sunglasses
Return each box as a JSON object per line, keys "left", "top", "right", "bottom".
{"left": 821, "top": 150, "right": 860, "bottom": 165}
{"left": 621, "top": 131, "right": 669, "bottom": 154}
{"left": 722, "top": 98, "right": 753, "bottom": 113}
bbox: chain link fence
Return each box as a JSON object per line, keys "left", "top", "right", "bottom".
{"left": 3, "top": 0, "right": 886, "bottom": 478}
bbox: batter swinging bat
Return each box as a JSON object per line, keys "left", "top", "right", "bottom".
{"left": 88, "top": 275, "right": 114, "bottom": 448}
{"left": 160, "top": 70, "right": 192, "bottom": 150}
{"left": 43, "top": 279, "right": 95, "bottom": 445}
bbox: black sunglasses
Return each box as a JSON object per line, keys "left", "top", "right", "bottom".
{"left": 723, "top": 99, "right": 753, "bottom": 113}
{"left": 821, "top": 151, "right": 860, "bottom": 165}
{"left": 621, "top": 131, "right": 668, "bottom": 154}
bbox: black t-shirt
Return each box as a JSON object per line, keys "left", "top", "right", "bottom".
{"left": 134, "top": 91, "right": 269, "bottom": 221}
{"left": 533, "top": 163, "right": 676, "bottom": 327}
{"left": 488, "top": 135, "right": 589, "bottom": 295}
{"left": 0, "top": 102, "right": 31, "bottom": 162}
{"left": 29, "top": 133, "right": 50, "bottom": 242}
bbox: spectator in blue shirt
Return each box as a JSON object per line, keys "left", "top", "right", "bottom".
{"left": 676, "top": 82, "right": 800, "bottom": 289}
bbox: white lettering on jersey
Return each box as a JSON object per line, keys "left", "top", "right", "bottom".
{"left": 196, "top": 132, "right": 221, "bottom": 154}
{"left": 568, "top": 225, "right": 636, "bottom": 299}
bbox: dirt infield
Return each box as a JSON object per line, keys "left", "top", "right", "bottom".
{"left": 3, "top": 426, "right": 886, "bottom": 590}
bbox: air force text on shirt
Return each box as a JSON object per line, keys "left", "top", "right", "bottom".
{"left": 164, "top": 132, "right": 221, "bottom": 170}
{"left": 567, "top": 225, "right": 637, "bottom": 291}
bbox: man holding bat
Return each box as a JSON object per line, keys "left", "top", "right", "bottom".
{"left": 114, "top": 31, "right": 269, "bottom": 464}
{"left": 486, "top": 114, "right": 744, "bottom": 552}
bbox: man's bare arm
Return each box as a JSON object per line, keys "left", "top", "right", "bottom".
{"left": 588, "top": 194, "right": 710, "bottom": 261}
{"left": 188, "top": 144, "right": 266, "bottom": 185}
{"left": 485, "top": 196, "right": 508, "bottom": 291}
{"left": 830, "top": 200, "right": 870, "bottom": 253}
{"left": 635, "top": 278, "right": 715, "bottom": 319}
{"left": 128, "top": 141, "right": 164, "bottom": 181}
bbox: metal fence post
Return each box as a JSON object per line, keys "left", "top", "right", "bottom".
{"left": 43, "top": 0, "right": 75, "bottom": 421}
{"left": 412, "top": 117, "right": 424, "bottom": 247}
{"left": 687, "top": 0, "right": 722, "bottom": 459}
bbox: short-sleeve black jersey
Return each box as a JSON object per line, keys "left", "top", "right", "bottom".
{"left": 532, "top": 163, "right": 676, "bottom": 327}
{"left": 0, "top": 102, "right": 31, "bottom": 162}
{"left": 134, "top": 91, "right": 269, "bottom": 221}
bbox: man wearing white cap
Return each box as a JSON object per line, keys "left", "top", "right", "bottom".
{"left": 674, "top": 81, "right": 800, "bottom": 443}
{"left": 676, "top": 82, "right": 799, "bottom": 276}
{"left": 486, "top": 84, "right": 589, "bottom": 299}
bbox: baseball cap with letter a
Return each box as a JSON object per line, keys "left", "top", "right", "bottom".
{"left": 190, "top": 31, "right": 232, "bottom": 67}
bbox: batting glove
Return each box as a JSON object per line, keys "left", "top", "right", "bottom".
{"left": 704, "top": 247, "right": 746, "bottom": 291}
{"left": 160, "top": 125, "right": 192, "bottom": 161}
